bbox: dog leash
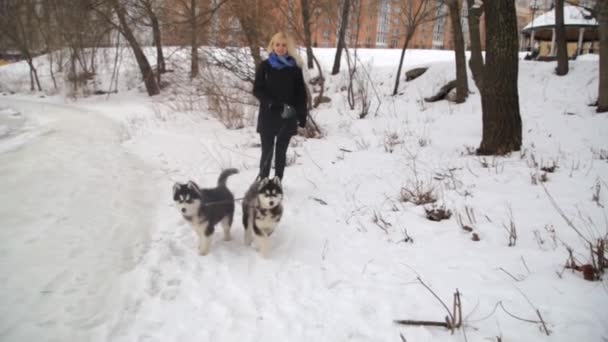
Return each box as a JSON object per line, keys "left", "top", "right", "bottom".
{"left": 199, "top": 197, "right": 245, "bottom": 207}
{"left": 193, "top": 122, "right": 290, "bottom": 208}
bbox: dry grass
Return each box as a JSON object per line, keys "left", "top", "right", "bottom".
{"left": 400, "top": 181, "right": 437, "bottom": 206}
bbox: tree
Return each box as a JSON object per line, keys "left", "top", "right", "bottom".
{"left": 392, "top": 0, "right": 442, "bottom": 96}
{"left": 300, "top": 0, "right": 315, "bottom": 69}
{"left": 598, "top": 0, "right": 608, "bottom": 112}
{"left": 31, "top": 0, "right": 59, "bottom": 90}
{"left": 109, "top": 0, "right": 160, "bottom": 95}
{"left": 476, "top": 0, "right": 522, "bottom": 155}
{"left": 275, "top": 0, "right": 324, "bottom": 70}
{"left": 555, "top": 0, "right": 569, "bottom": 75}
{"left": 189, "top": 0, "right": 200, "bottom": 77}
{"left": 0, "top": 0, "right": 43, "bottom": 91}
{"left": 447, "top": 0, "right": 468, "bottom": 103}
{"left": 466, "top": 0, "right": 484, "bottom": 90}
{"left": 133, "top": 0, "right": 166, "bottom": 81}
{"left": 165, "top": 0, "right": 227, "bottom": 78}
{"left": 331, "top": 0, "right": 351, "bottom": 75}
{"left": 227, "top": 0, "right": 274, "bottom": 68}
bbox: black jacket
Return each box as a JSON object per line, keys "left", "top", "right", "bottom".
{"left": 253, "top": 59, "right": 308, "bottom": 136}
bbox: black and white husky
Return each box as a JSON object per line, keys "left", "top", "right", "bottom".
{"left": 242, "top": 176, "right": 284, "bottom": 257}
{"left": 173, "top": 168, "right": 238, "bottom": 255}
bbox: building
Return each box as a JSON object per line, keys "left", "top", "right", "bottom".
{"left": 161, "top": 0, "right": 549, "bottom": 51}
{"left": 308, "top": 0, "right": 547, "bottom": 51}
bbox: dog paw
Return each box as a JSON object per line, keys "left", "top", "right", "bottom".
{"left": 244, "top": 236, "right": 252, "bottom": 246}
{"left": 198, "top": 237, "right": 211, "bottom": 255}
{"left": 198, "top": 246, "right": 210, "bottom": 256}
{"left": 223, "top": 233, "right": 232, "bottom": 241}
{"left": 256, "top": 240, "right": 270, "bottom": 258}
{"left": 259, "top": 250, "right": 270, "bottom": 258}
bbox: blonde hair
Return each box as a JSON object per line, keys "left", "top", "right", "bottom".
{"left": 266, "top": 32, "right": 303, "bottom": 68}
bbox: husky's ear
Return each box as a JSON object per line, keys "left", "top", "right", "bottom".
{"left": 187, "top": 180, "right": 200, "bottom": 192}
{"left": 271, "top": 176, "right": 282, "bottom": 186}
{"left": 257, "top": 178, "right": 269, "bottom": 190}
{"left": 173, "top": 182, "right": 182, "bottom": 196}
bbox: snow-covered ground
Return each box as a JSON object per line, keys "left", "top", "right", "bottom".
{"left": 0, "top": 48, "right": 607, "bottom": 342}
{"left": 0, "top": 97, "right": 164, "bottom": 341}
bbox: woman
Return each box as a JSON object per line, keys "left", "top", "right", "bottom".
{"left": 253, "top": 32, "right": 308, "bottom": 181}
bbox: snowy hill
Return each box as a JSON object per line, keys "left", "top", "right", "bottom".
{"left": 0, "top": 48, "right": 606, "bottom": 342}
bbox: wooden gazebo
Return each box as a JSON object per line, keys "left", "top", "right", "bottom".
{"left": 521, "top": 5, "right": 598, "bottom": 56}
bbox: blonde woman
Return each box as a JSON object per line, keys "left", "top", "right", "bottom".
{"left": 253, "top": 32, "right": 308, "bottom": 181}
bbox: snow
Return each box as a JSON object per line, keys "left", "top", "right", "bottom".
{"left": 522, "top": 5, "right": 598, "bottom": 31}
{"left": 0, "top": 103, "right": 56, "bottom": 154}
{"left": 0, "top": 98, "right": 161, "bottom": 341}
{"left": 0, "top": 47, "right": 607, "bottom": 342}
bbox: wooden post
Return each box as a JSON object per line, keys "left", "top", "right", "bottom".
{"left": 550, "top": 28, "right": 556, "bottom": 56}
{"left": 577, "top": 27, "right": 585, "bottom": 56}
{"left": 530, "top": 30, "right": 535, "bottom": 50}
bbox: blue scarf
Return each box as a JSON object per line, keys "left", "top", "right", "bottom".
{"left": 268, "top": 52, "right": 296, "bottom": 70}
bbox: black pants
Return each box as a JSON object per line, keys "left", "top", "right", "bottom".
{"left": 259, "top": 132, "right": 292, "bottom": 180}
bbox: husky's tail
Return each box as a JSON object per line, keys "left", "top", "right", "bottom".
{"left": 217, "top": 168, "right": 239, "bottom": 187}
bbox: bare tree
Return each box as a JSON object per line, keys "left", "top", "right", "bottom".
{"left": 108, "top": 0, "right": 160, "bottom": 95}
{"left": 300, "top": 0, "right": 315, "bottom": 69}
{"left": 163, "top": 0, "right": 226, "bottom": 78}
{"left": 227, "top": 0, "right": 275, "bottom": 69}
{"left": 331, "top": 0, "right": 351, "bottom": 75}
{"left": 598, "top": 0, "right": 608, "bottom": 112}
{"left": 447, "top": 0, "right": 468, "bottom": 103}
{"left": 32, "top": 0, "right": 59, "bottom": 90}
{"left": 555, "top": 0, "right": 569, "bottom": 75}
{"left": 0, "top": 0, "right": 43, "bottom": 91}
{"left": 133, "top": 0, "right": 166, "bottom": 81}
{"left": 477, "top": 0, "right": 522, "bottom": 155}
{"left": 189, "top": 0, "right": 200, "bottom": 77}
{"left": 57, "top": 0, "right": 115, "bottom": 94}
{"left": 466, "top": 0, "right": 484, "bottom": 90}
{"left": 276, "top": 0, "right": 325, "bottom": 70}
{"left": 344, "top": 0, "right": 365, "bottom": 111}
{"left": 392, "top": 0, "right": 442, "bottom": 96}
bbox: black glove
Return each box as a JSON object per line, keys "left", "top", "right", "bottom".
{"left": 269, "top": 100, "right": 283, "bottom": 110}
{"left": 281, "top": 104, "right": 297, "bottom": 119}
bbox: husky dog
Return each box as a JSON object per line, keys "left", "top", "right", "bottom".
{"left": 242, "top": 176, "right": 284, "bottom": 257}
{"left": 173, "top": 168, "right": 238, "bottom": 255}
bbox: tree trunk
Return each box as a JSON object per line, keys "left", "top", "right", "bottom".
{"left": 448, "top": 0, "right": 468, "bottom": 103}
{"left": 301, "top": 0, "right": 314, "bottom": 69}
{"left": 244, "top": 29, "right": 262, "bottom": 69}
{"left": 466, "top": 0, "right": 484, "bottom": 90}
{"left": 150, "top": 13, "right": 165, "bottom": 76}
{"left": 555, "top": 0, "right": 569, "bottom": 75}
{"left": 231, "top": 1, "right": 262, "bottom": 69}
{"left": 190, "top": 0, "right": 199, "bottom": 78}
{"left": 48, "top": 51, "right": 58, "bottom": 90}
{"left": 331, "top": 0, "right": 351, "bottom": 75}
{"left": 25, "top": 54, "right": 42, "bottom": 92}
{"left": 39, "top": 0, "right": 58, "bottom": 90}
{"left": 112, "top": 0, "right": 159, "bottom": 96}
{"left": 29, "top": 65, "right": 35, "bottom": 91}
{"left": 478, "top": 0, "right": 522, "bottom": 155}
{"left": 392, "top": 33, "right": 414, "bottom": 96}
{"left": 598, "top": 0, "right": 608, "bottom": 112}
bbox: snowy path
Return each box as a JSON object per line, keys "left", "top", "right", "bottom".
{"left": 0, "top": 53, "right": 606, "bottom": 342}
{"left": 0, "top": 99, "right": 159, "bottom": 341}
